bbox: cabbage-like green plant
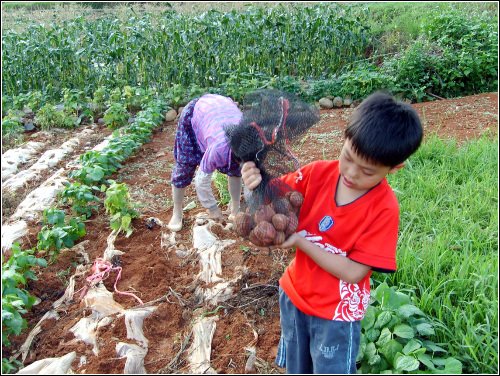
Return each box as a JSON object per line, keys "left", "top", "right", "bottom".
{"left": 357, "top": 282, "right": 463, "bottom": 373}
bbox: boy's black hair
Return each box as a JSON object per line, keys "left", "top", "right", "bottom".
{"left": 344, "top": 91, "right": 423, "bottom": 167}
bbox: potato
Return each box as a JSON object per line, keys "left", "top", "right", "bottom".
{"left": 249, "top": 229, "right": 265, "bottom": 247}
{"left": 254, "top": 205, "right": 276, "bottom": 224}
{"left": 234, "top": 212, "right": 254, "bottom": 237}
{"left": 289, "top": 191, "right": 304, "bottom": 208}
{"left": 272, "top": 197, "right": 292, "bottom": 214}
{"left": 273, "top": 231, "right": 286, "bottom": 245}
{"left": 271, "top": 213, "right": 289, "bottom": 232}
{"left": 285, "top": 212, "right": 299, "bottom": 235}
{"left": 253, "top": 221, "right": 276, "bottom": 246}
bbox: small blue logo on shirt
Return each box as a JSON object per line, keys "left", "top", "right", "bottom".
{"left": 319, "top": 216, "right": 334, "bottom": 232}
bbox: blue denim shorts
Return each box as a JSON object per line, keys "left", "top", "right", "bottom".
{"left": 276, "top": 287, "right": 361, "bottom": 374}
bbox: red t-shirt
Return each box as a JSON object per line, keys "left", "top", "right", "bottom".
{"left": 279, "top": 160, "right": 399, "bottom": 321}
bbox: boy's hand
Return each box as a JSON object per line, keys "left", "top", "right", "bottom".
{"left": 241, "top": 161, "right": 262, "bottom": 190}
{"left": 279, "top": 232, "right": 299, "bottom": 248}
{"left": 250, "top": 232, "right": 300, "bottom": 251}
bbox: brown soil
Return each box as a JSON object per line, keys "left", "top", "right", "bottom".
{"left": 2, "top": 92, "right": 498, "bottom": 374}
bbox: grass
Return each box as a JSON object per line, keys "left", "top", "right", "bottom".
{"left": 360, "top": 2, "right": 498, "bottom": 49}
{"left": 381, "top": 135, "right": 498, "bottom": 373}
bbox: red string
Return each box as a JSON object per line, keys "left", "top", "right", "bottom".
{"left": 250, "top": 98, "right": 290, "bottom": 146}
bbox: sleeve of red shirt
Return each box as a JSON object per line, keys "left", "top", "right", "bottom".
{"left": 348, "top": 206, "right": 399, "bottom": 273}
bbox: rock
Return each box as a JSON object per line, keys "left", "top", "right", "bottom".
{"left": 24, "top": 122, "right": 35, "bottom": 131}
{"left": 164, "top": 109, "right": 177, "bottom": 122}
{"left": 98, "top": 118, "right": 105, "bottom": 125}
{"left": 245, "top": 353, "right": 257, "bottom": 373}
{"left": 318, "top": 97, "right": 334, "bottom": 109}
{"left": 177, "top": 106, "right": 185, "bottom": 115}
{"left": 343, "top": 95, "right": 353, "bottom": 107}
{"left": 333, "top": 96, "right": 343, "bottom": 107}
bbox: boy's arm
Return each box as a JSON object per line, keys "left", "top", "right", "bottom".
{"left": 243, "top": 160, "right": 370, "bottom": 282}
{"left": 280, "top": 233, "right": 372, "bottom": 284}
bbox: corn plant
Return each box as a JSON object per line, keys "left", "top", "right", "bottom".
{"left": 1, "top": 3, "right": 371, "bottom": 100}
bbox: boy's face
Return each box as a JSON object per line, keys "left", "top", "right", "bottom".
{"left": 338, "top": 139, "right": 405, "bottom": 192}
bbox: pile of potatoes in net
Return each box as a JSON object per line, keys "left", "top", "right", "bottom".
{"left": 234, "top": 190, "right": 304, "bottom": 246}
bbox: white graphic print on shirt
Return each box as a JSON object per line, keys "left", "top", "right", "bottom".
{"left": 298, "top": 230, "right": 371, "bottom": 321}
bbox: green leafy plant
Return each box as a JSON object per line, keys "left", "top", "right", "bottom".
{"left": 121, "top": 85, "right": 145, "bottom": 111}
{"left": 1, "top": 110, "right": 25, "bottom": 150}
{"left": 59, "top": 181, "right": 101, "bottom": 218}
{"left": 62, "top": 88, "right": 93, "bottom": 125}
{"left": 357, "top": 282, "right": 463, "bottom": 373}
{"left": 22, "top": 90, "right": 48, "bottom": 112}
{"left": 2, "top": 243, "right": 47, "bottom": 374}
{"left": 92, "top": 86, "right": 108, "bottom": 115}
{"left": 104, "top": 181, "right": 141, "bottom": 237}
{"left": 337, "top": 64, "right": 396, "bottom": 101}
{"left": 36, "top": 209, "right": 86, "bottom": 262}
{"left": 10, "top": 92, "right": 31, "bottom": 111}
{"left": 103, "top": 102, "right": 128, "bottom": 129}
{"left": 212, "top": 171, "right": 230, "bottom": 206}
{"left": 69, "top": 149, "right": 124, "bottom": 186}
{"left": 34, "top": 103, "right": 76, "bottom": 130}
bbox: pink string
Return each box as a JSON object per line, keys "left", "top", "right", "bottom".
{"left": 78, "top": 257, "right": 144, "bottom": 305}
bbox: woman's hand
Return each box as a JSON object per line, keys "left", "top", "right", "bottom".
{"left": 208, "top": 207, "right": 223, "bottom": 221}
{"left": 241, "top": 161, "right": 262, "bottom": 190}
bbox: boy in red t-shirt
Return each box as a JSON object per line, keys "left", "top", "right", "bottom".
{"left": 241, "top": 91, "right": 423, "bottom": 374}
